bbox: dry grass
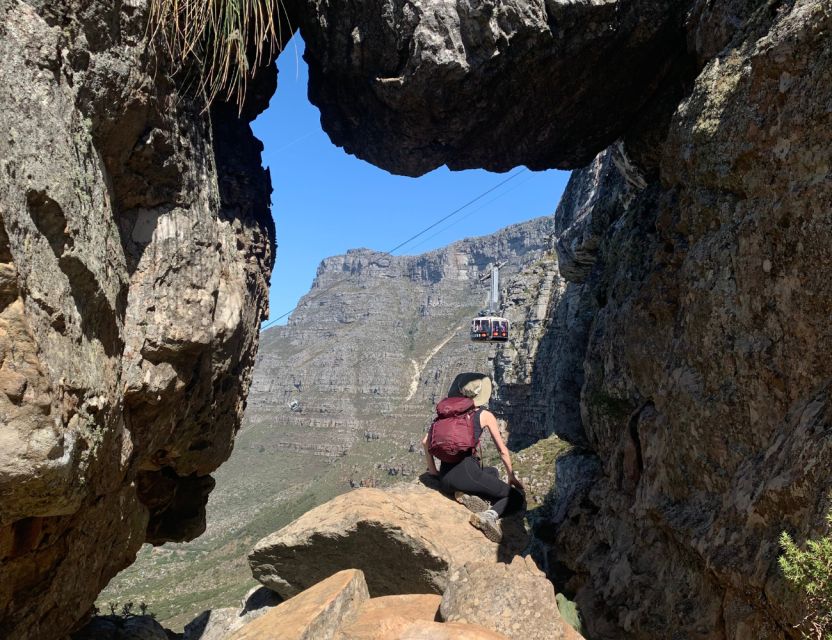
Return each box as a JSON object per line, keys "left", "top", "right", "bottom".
{"left": 147, "top": 0, "right": 289, "bottom": 108}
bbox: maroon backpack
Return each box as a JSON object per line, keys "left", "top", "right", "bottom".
{"left": 428, "top": 397, "right": 480, "bottom": 463}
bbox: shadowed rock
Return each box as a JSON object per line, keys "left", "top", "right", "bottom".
{"left": 295, "top": 0, "right": 689, "bottom": 175}
{"left": 0, "top": 1, "right": 275, "bottom": 637}
{"left": 249, "top": 484, "right": 527, "bottom": 599}
{"left": 440, "top": 556, "right": 584, "bottom": 640}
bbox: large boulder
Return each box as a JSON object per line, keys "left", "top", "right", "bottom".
{"left": 395, "top": 621, "right": 509, "bottom": 640}
{"left": 335, "top": 594, "right": 442, "bottom": 640}
{"left": 295, "top": 0, "right": 689, "bottom": 175}
{"left": 0, "top": 1, "right": 275, "bottom": 637}
{"left": 249, "top": 483, "right": 527, "bottom": 599}
{"left": 440, "top": 556, "right": 583, "bottom": 640}
{"left": 228, "top": 569, "right": 369, "bottom": 640}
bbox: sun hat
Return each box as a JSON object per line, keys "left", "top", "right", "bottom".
{"left": 448, "top": 372, "right": 492, "bottom": 407}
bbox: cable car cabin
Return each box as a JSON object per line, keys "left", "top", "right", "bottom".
{"left": 470, "top": 316, "right": 509, "bottom": 342}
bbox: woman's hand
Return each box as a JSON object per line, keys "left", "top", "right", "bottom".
{"left": 508, "top": 472, "right": 525, "bottom": 493}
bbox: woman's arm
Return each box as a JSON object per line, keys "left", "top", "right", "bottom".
{"left": 422, "top": 433, "right": 439, "bottom": 476}
{"left": 481, "top": 411, "right": 524, "bottom": 491}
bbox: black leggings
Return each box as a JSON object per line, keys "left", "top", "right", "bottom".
{"left": 439, "top": 456, "right": 524, "bottom": 517}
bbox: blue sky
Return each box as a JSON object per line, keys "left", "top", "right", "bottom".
{"left": 252, "top": 37, "right": 570, "bottom": 325}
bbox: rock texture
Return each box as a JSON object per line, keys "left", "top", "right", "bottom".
{"left": 395, "top": 621, "right": 508, "bottom": 640}
{"left": 440, "top": 557, "right": 583, "bottom": 640}
{"left": 182, "top": 588, "right": 281, "bottom": 640}
{"left": 295, "top": 0, "right": 832, "bottom": 638}
{"left": 294, "top": 0, "right": 689, "bottom": 175}
{"left": 249, "top": 483, "right": 527, "bottom": 599}
{"left": 335, "top": 594, "right": 442, "bottom": 640}
{"left": 246, "top": 217, "right": 554, "bottom": 462}
{"left": 0, "top": 1, "right": 274, "bottom": 637}
{"left": 228, "top": 569, "right": 369, "bottom": 640}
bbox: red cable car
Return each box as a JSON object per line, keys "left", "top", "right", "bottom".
{"left": 470, "top": 316, "right": 509, "bottom": 342}
{"left": 469, "top": 264, "right": 509, "bottom": 342}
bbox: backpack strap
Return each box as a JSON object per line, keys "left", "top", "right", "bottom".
{"left": 472, "top": 408, "right": 484, "bottom": 464}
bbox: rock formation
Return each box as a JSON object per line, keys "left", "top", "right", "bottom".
{"left": 294, "top": 0, "right": 688, "bottom": 175}
{"left": 336, "top": 594, "right": 442, "bottom": 640}
{"left": 248, "top": 483, "right": 527, "bottom": 599}
{"left": 0, "top": 1, "right": 274, "bottom": 637}
{"left": 229, "top": 569, "right": 369, "bottom": 640}
{"left": 441, "top": 556, "right": 582, "bottom": 640}
{"left": 242, "top": 484, "right": 578, "bottom": 640}
{"left": 227, "top": 568, "right": 513, "bottom": 640}
{"left": 4, "top": 0, "right": 831, "bottom": 637}
{"left": 292, "top": 0, "right": 832, "bottom": 638}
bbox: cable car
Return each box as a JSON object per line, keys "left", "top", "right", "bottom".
{"left": 471, "top": 315, "right": 509, "bottom": 341}
{"left": 470, "top": 263, "right": 510, "bottom": 342}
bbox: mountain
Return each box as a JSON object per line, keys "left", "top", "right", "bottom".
{"left": 99, "top": 215, "right": 556, "bottom": 628}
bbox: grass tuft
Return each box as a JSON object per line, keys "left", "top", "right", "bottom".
{"left": 147, "top": 0, "right": 289, "bottom": 109}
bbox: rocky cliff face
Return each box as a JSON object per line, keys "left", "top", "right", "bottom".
{"left": 292, "top": 1, "right": 832, "bottom": 638}
{"left": 247, "top": 217, "right": 554, "bottom": 461}
{"left": 0, "top": 1, "right": 274, "bottom": 637}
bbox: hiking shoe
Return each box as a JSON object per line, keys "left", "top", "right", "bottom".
{"left": 469, "top": 509, "right": 502, "bottom": 543}
{"left": 454, "top": 492, "right": 489, "bottom": 513}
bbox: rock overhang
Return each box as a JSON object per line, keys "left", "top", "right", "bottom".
{"left": 287, "top": 0, "right": 692, "bottom": 176}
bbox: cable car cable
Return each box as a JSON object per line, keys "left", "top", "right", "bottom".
{"left": 259, "top": 167, "right": 528, "bottom": 331}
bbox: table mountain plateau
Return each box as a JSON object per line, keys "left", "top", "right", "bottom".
{"left": 246, "top": 216, "right": 554, "bottom": 460}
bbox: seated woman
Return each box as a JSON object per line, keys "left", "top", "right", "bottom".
{"left": 422, "top": 373, "right": 525, "bottom": 542}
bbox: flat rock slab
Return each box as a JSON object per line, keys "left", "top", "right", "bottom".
{"left": 250, "top": 484, "right": 526, "bottom": 599}
{"left": 228, "top": 569, "right": 369, "bottom": 640}
{"left": 440, "top": 556, "right": 584, "bottom": 640}
{"left": 336, "top": 594, "right": 442, "bottom": 640}
{"left": 395, "top": 621, "right": 509, "bottom": 639}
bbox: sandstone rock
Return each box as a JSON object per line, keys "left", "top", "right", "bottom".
{"left": 249, "top": 484, "right": 527, "bottom": 599}
{"left": 228, "top": 569, "right": 369, "bottom": 640}
{"left": 182, "top": 587, "right": 281, "bottom": 640}
{"left": 0, "top": 0, "right": 275, "bottom": 637}
{"left": 184, "top": 608, "right": 243, "bottom": 640}
{"left": 394, "top": 621, "right": 509, "bottom": 640}
{"left": 296, "top": 0, "right": 689, "bottom": 175}
{"left": 336, "top": 594, "right": 441, "bottom": 640}
{"left": 440, "top": 556, "right": 582, "bottom": 640}
{"left": 241, "top": 585, "right": 282, "bottom": 615}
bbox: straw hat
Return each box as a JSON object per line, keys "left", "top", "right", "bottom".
{"left": 448, "top": 372, "right": 492, "bottom": 407}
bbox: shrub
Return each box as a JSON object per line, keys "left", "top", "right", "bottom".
{"left": 779, "top": 512, "right": 832, "bottom": 640}
{"left": 148, "top": 0, "right": 289, "bottom": 107}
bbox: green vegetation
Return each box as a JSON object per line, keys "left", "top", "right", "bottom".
{"left": 780, "top": 512, "right": 832, "bottom": 640}
{"left": 511, "top": 434, "right": 571, "bottom": 510}
{"left": 148, "top": 0, "right": 288, "bottom": 107}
